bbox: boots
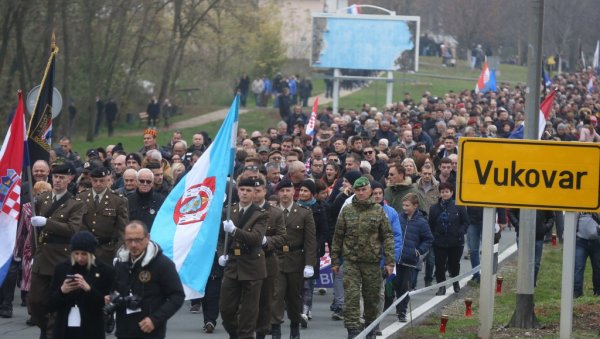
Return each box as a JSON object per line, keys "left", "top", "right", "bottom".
{"left": 347, "top": 328, "right": 360, "bottom": 339}
{"left": 435, "top": 286, "right": 446, "bottom": 296}
{"left": 453, "top": 281, "right": 461, "bottom": 293}
{"left": 271, "top": 324, "right": 282, "bottom": 339}
{"left": 290, "top": 322, "right": 300, "bottom": 339}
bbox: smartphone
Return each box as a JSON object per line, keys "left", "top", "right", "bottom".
{"left": 65, "top": 274, "right": 76, "bottom": 281}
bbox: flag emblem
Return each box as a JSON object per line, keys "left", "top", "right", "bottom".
{"left": 0, "top": 169, "right": 21, "bottom": 220}
{"left": 174, "top": 177, "right": 215, "bottom": 226}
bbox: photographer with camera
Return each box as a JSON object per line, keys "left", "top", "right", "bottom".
{"left": 110, "top": 220, "right": 184, "bottom": 339}
{"left": 47, "top": 231, "right": 114, "bottom": 339}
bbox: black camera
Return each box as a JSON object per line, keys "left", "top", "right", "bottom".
{"left": 103, "top": 291, "right": 142, "bottom": 315}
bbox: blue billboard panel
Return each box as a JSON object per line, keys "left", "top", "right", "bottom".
{"left": 312, "top": 15, "right": 417, "bottom": 71}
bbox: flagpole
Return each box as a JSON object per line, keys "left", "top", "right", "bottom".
{"left": 222, "top": 93, "right": 240, "bottom": 256}
{"left": 20, "top": 89, "right": 39, "bottom": 251}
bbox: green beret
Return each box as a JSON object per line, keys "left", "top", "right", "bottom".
{"left": 353, "top": 176, "right": 370, "bottom": 189}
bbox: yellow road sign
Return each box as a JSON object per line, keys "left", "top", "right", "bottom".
{"left": 457, "top": 138, "right": 600, "bottom": 212}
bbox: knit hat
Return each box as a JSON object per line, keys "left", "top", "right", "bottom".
{"left": 70, "top": 231, "right": 98, "bottom": 253}
{"left": 144, "top": 128, "right": 158, "bottom": 138}
{"left": 344, "top": 170, "right": 362, "bottom": 186}
{"left": 300, "top": 179, "right": 316, "bottom": 195}
{"left": 371, "top": 181, "right": 384, "bottom": 191}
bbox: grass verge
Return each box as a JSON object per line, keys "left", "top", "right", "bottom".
{"left": 397, "top": 243, "right": 600, "bottom": 338}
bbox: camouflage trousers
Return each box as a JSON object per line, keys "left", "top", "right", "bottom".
{"left": 342, "top": 261, "right": 383, "bottom": 330}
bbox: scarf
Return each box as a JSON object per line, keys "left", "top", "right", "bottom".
{"left": 297, "top": 198, "right": 317, "bottom": 207}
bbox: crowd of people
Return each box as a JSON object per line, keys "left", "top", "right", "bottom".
{"left": 1, "top": 67, "right": 600, "bottom": 339}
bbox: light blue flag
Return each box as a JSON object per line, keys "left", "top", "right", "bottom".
{"left": 151, "top": 95, "right": 239, "bottom": 299}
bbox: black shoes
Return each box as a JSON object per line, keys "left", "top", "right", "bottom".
{"left": 436, "top": 286, "right": 446, "bottom": 296}
{"left": 271, "top": 324, "right": 282, "bottom": 339}
{"left": 0, "top": 308, "right": 13, "bottom": 318}
{"left": 290, "top": 323, "right": 300, "bottom": 339}
{"left": 398, "top": 313, "right": 407, "bottom": 322}
{"left": 203, "top": 321, "right": 215, "bottom": 333}
{"left": 453, "top": 281, "right": 461, "bottom": 293}
{"left": 347, "top": 328, "right": 360, "bottom": 339}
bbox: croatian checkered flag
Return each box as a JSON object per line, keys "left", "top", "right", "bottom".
{"left": 0, "top": 91, "right": 26, "bottom": 285}
{"left": 305, "top": 97, "right": 319, "bottom": 137}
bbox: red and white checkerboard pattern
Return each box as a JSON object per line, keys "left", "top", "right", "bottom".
{"left": 1, "top": 181, "right": 21, "bottom": 220}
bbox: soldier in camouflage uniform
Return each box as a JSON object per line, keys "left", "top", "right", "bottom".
{"left": 331, "top": 177, "right": 395, "bottom": 339}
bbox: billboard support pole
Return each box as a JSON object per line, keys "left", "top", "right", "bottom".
{"left": 559, "top": 212, "right": 576, "bottom": 339}
{"left": 386, "top": 71, "right": 393, "bottom": 106}
{"left": 333, "top": 68, "right": 341, "bottom": 114}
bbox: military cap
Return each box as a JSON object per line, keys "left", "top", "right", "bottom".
{"left": 145, "top": 162, "right": 161, "bottom": 170}
{"left": 254, "top": 177, "right": 266, "bottom": 186}
{"left": 352, "top": 176, "right": 370, "bottom": 189}
{"left": 257, "top": 146, "right": 270, "bottom": 154}
{"left": 90, "top": 166, "right": 110, "bottom": 178}
{"left": 51, "top": 161, "right": 76, "bottom": 175}
{"left": 276, "top": 179, "right": 293, "bottom": 191}
{"left": 238, "top": 177, "right": 259, "bottom": 187}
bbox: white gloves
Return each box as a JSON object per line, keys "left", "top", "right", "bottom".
{"left": 303, "top": 265, "right": 314, "bottom": 278}
{"left": 218, "top": 255, "right": 229, "bottom": 267}
{"left": 262, "top": 236, "right": 267, "bottom": 246}
{"left": 31, "top": 216, "right": 47, "bottom": 227}
{"left": 223, "top": 220, "right": 236, "bottom": 234}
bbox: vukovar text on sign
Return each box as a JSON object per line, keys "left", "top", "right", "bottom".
{"left": 457, "top": 138, "right": 600, "bottom": 212}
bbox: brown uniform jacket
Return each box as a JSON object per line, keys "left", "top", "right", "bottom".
{"left": 32, "top": 191, "right": 84, "bottom": 276}
{"left": 276, "top": 203, "right": 317, "bottom": 273}
{"left": 261, "top": 202, "right": 287, "bottom": 277}
{"left": 78, "top": 189, "right": 129, "bottom": 265}
{"left": 218, "top": 203, "right": 269, "bottom": 281}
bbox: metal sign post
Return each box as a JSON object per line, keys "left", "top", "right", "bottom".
{"left": 559, "top": 212, "right": 577, "bottom": 338}
{"left": 478, "top": 207, "right": 497, "bottom": 339}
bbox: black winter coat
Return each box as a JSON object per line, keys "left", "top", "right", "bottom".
{"left": 48, "top": 260, "right": 115, "bottom": 339}
{"left": 428, "top": 199, "right": 469, "bottom": 248}
{"left": 127, "top": 190, "right": 165, "bottom": 231}
{"left": 113, "top": 241, "right": 185, "bottom": 339}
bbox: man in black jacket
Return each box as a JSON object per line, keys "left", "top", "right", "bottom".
{"left": 127, "top": 169, "right": 165, "bottom": 231}
{"left": 112, "top": 221, "right": 184, "bottom": 339}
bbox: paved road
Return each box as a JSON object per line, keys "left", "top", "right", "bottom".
{"left": 0, "top": 229, "right": 517, "bottom": 338}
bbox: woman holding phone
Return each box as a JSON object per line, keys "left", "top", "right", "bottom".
{"left": 47, "top": 231, "right": 114, "bottom": 339}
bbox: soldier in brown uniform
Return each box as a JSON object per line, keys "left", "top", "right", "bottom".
{"left": 79, "top": 167, "right": 129, "bottom": 265}
{"left": 271, "top": 179, "right": 317, "bottom": 339}
{"left": 29, "top": 161, "right": 84, "bottom": 339}
{"left": 217, "top": 177, "right": 269, "bottom": 339}
{"left": 251, "top": 175, "right": 287, "bottom": 339}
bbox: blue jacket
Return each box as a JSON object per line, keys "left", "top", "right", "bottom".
{"left": 398, "top": 209, "right": 433, "bottom": 267}
{"left": 380, "top": 203, "right": 403, "bottom": 266}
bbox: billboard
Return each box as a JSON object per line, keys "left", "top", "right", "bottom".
{"left": 311, "top": 13, "right": 419, "bottom": 71}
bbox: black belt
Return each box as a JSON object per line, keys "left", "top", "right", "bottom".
{"left": 44, "top": 234, "right": 71, "bottom": 245}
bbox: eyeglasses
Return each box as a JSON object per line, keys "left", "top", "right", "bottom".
{"left": 244, "top": 165, "right": 259, "bottom": 171}
{"left": 363, "top": 150, "right": 374, "bottom": 155}
{"left": 138, "top": 179, "right": 153, "bottom": 185}
{"left": 124, "top": 237, "right": 146, "bottom": 244}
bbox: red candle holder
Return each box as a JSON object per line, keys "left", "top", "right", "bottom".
{"left": 464, "top": 298, "right": 473, "bottom": 317}
{"left": 551, "top": 233, "right": 557, "bottom": 246}
{"left": 496, "top": 276, "right": 504, "bottom": 294}
{"left": 440, "top": 314, "right": 449, "bottom": 333}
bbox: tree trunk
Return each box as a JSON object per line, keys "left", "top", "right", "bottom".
{"left": 83, "top": 1, "right": 97, "bottom": 142}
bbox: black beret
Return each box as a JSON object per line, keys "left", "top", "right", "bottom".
{"left": 113, "top": 142, "right": 124, "bottom": 153}
{"left": 276, "top": 179, "right": 293, "bottom": 191}
{"left": 51, "top": 161, "right": 76, "bottom": 175}
{"left": 300, "top": 179, "right": 316, "bottom": 195}
{"left": 238, "top": 177, "right": 258, "bottom": 187}
{"left": 255, "top": 177, "right": 266, "bottom": 187}
{"left": 126, "top": 153, "right": 142, "bottom": 165}
{"left": 86, "top": 149, "right": 99, "bottom": 158}
{"left": 90, "top": 166, "right": 110, "bottom": 178}
{"left": 70, "top": 231, "right": 98, "bottom": 253}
